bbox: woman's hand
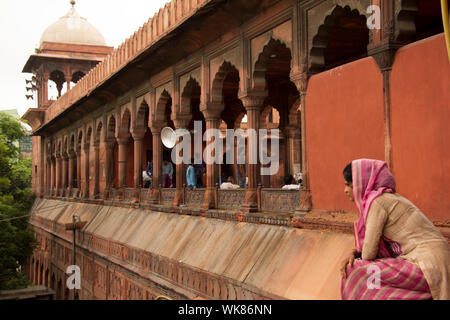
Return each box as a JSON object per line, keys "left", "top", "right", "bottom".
{"left": 340, "top": 249, "right": 360, "bottom": 279}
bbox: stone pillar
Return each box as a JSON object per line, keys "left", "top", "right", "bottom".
{"left": 117, "top": 137, "right": 128, "bottom": 188}
{"left": 93, "top": 141, "right": 100, "bottom": 198}
{"left": 83, "top": 144, "right": 90, "bottom": 198}
{"left": 105, "top": 140, "right": 115, "bottom": 190}
{"left": 76, "top": 148, "right": 82, "bottom": 191}
{"left": 46, "top": 156, "right": 51, "bottom": 195}
{"left": 201, "top": 108, "right": 221, "bottom": 210}
{"left": 291, "top": 73, "right": 312, "bottom": 215}
{"left": 132, "top": 131, "right": 145, "bottom": 188}
{"left": 62, "top": 153, "right": 69, "bottom": 196}
{"left": 150, "top": 126, "right": 163, "bottom": 203}
{"left": 68, "top": 151, "right": 75, "bottom": 192}
{"left": 241, "top": 93, "right": 266, "bottom": 213}
{"left": 51, "top": 158, "right": 56, "bottom": 195}
{"left": 40, "top": 73, "right": 49, "bottom": 107}
{"left": 172, "top": 117, "right": 191, "bottom": 207}
{"left": 55, "top": 153, "right": 61, "bottom": 196}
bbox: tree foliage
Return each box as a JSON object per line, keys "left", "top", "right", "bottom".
{"left": 0, "top": 113, "right": 36, "bottom": 290}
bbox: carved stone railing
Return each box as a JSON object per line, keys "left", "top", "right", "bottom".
{"left": 160, "top": 188, "right": 176, "bottom": 204}
{"left": 71, "top": 188, "right": 79, "bottom": 198}
{"left": 140, "top": 188, "right": 153, "bottom": 204}
{"left": 185, "top": 188, "right": 205, "bottom": 206}
{"left": 260, "top": 189, "right": 300, "bottom": 213}
{"left": 103, "top": 188, "right": 118, "bottom": 201}
{"left": 123, "top": 188, "right": 137, "bottom": 202}
{"left": 217, "top": 189, "right": 246, "bottom": 210}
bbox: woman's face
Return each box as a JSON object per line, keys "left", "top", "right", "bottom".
{"left": 344, "top": 180, "right": 354, "bottom": 202}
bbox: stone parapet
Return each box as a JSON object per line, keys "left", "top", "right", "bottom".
{"left": 29, "top": 198, "right": 355, "bottom": 300}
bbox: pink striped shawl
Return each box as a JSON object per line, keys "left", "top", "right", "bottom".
{"left": 352, "top": 159, "right": 397, "bottom": 257}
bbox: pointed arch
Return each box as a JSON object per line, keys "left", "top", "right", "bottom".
{"left": 96, "top": 121, "right": 103, "bottom": 144}
{"left": 211, "top": 61, "right": 240, "bottom": 105}
{"left": 309, "top": 5, "right": 369, "bottom": 74}
{"left": 136, "top": 101, "right": 150, "bottom": 131}
{"left": 120, "top": 109, "right": 132, "bottom": 136}
{"left": 77, "top": 130, "right": 83, "bottom": 151}
{"left": 154, "top": 90, "right": 172, "bottom": 123}
{"left": 180, "top": 77, "right": 201, "bottom": 115}
{"left": 86, "top": 126, "right": 93, "bottom": 147}
{"left": 253, "top": 38, "right": 292, "bottom": 92}
{"left": 107, "top": 115, "right": 116, "bottom": 140}
{"left": 63, "top": 137, "right": 68, "bottom": 158}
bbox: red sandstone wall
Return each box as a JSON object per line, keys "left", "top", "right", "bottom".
{"left": 306, "top": 57, "right": 385, "bottom": 212}
{"left": 390, "top": 34, "right": 450, "bottom": 222}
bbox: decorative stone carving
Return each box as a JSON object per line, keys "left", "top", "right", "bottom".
{"left": 260, "top": 189, "right": 300, "bottom": 213}
{"left": 218, "top": 190, "right": 246, "bottom": 210}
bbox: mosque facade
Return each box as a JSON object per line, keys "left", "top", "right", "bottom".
{"left": 22, "top": 0, "right": 449, "bottom": 299}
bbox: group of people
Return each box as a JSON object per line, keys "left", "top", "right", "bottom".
{"left": 143, "top": 158, "right": 207, "bottom": 189}
{"left": 186, "top": 159, "right": 207, "bottom": 189}
{"left": 143, "top": 159, "right": 177, "bottom": 188}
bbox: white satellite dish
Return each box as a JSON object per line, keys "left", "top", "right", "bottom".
{"left": 161, "top": 127, "right": 176, "bottom": 149}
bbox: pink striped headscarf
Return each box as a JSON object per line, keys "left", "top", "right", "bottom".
{"left": 352, "top": 159, "right": 396, "bottom": 257}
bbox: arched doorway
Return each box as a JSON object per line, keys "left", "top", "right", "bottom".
{"left": 309, "top": 5, "right": 369, "bottom": 74}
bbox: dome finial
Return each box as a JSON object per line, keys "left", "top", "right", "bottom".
{"left": 70, "top": 0, "right": 76, "bottom": 7}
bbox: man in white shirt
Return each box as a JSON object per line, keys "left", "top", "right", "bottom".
{"left": 282, "top": 175, "right": 300, "bottom": 190}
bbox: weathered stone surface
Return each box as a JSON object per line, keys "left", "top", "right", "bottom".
{"left": 31, "top": 198, "right": 353, "bottom": 299}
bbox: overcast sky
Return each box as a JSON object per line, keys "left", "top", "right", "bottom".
{"left": 0, "top": 0, "right": 170, "bottom": 117}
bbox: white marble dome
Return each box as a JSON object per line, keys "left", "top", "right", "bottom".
{"left": 39, "top": 5, "right": 106, "bottom": 47}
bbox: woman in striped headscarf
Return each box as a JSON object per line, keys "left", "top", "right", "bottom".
{"left": 340, "top": 159, "right": 449, "bottom": 300}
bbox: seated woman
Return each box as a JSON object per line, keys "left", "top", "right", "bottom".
{"left": 340, "top": 159, "right": 449, "bottom": 300}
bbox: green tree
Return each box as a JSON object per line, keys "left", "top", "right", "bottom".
{"left": 0, "top": 113, "right": 36, "bottom": 290}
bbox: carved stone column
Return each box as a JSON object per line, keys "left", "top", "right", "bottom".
{"left": 291, "top": 73, "right": 312, "bottom": 215}
{"left": 150, "top": 126, "right": 163, "bottom": 203}
{"left": 201, "top": 106, "right": 222, "bottom": 210}
{"left": 55, "top": 153, "right": 62, "bottom": 196}
{"left": 240, "top": 92, "right": 266, "bottom": 213}
{"left": 82, "top": 144, "right": 90, "bottom": 199}
{"left": 76, "top": 147, "right": 81, "bottom": 195}
{"left": 104, "top": 140, "right": 115, "bottom": 191}
{"left": 62, "top": 152, "right": 69, "bottom": 196}
{"left": 132, "top": 131, "right": 145, "bottom": 189}
{"left": 367, "top": 0, "right": 406, "bottom": 171}
{"left": 285, "top": 125, "right": 302, "bottom": 177}
{"left": 93, "top": 141, "right": 100, "bottom": 199}
{"left": 46, "top": 156, "right": 51, "bottom": 195}
{"left": 40, "top": 72, "right": 50, "bottom": 107}
{"left": 117, "top": 137, "right": 128, "bottom": 188}
{"left": 68, "top": 150, "right": 76, "bottom": 192}
{"left": 172, "top": 117, "right": 191, "bottom": 207}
